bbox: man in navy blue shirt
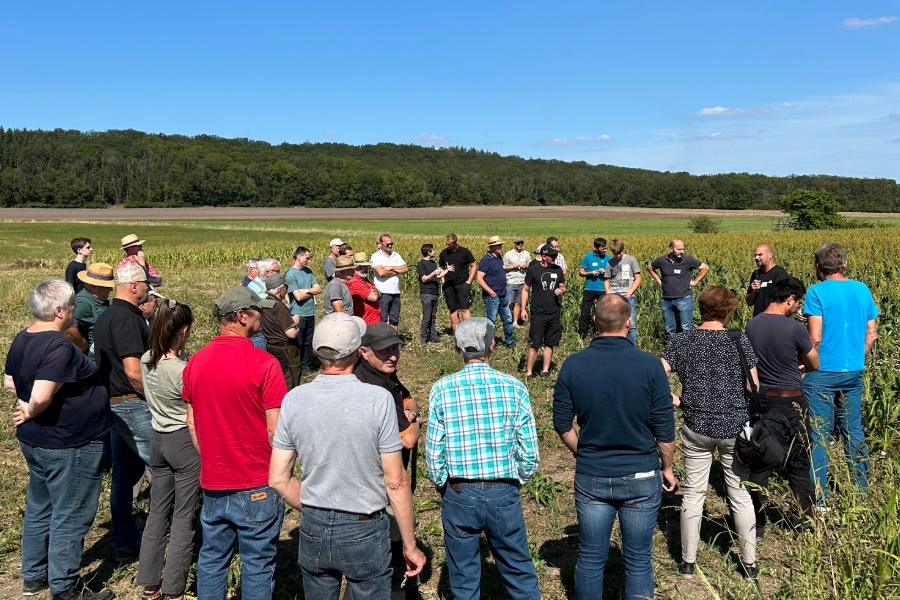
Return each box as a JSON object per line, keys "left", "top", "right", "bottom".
{"left": 553, "top": 294, "right": 676, "bottom": 600}
{"left": 476, "top": 236, "right": 515, "bottom": 347}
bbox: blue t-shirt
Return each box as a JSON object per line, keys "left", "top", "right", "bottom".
{"left": 477, "top": 253, "right": 507, "bottom": 298}
{"left": 804, "top": 278, "right": 879, "bottom": 372}
{"left": 579, "top": 252, "right": 611, "bottom": 292}
{"left": 285, "top": 266, "right": 318, "bottom": 318}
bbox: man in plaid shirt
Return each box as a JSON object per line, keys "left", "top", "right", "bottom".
{"left": 426, "top": 317, "right": 541, "bottom": 600}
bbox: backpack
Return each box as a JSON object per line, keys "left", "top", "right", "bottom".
{"left": 734, "top": 409, "right": 794, "bottom": 473}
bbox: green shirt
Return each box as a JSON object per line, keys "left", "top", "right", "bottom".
{"left": 285, "top": 266, "right": 318, "bottom": 318}
{"left": 74, "top": 288, "right": 109, "bottom": 359}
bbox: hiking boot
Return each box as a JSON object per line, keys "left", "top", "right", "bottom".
{"left": 679, "top": 561, "right": 695, "bottom": 579}
{"left": 114, "top": 544, "right": 140, "bottom": 562}
{"left": 741, "top": 562, "right": 759, "bottom": 580}
{"left": 52, "top": 585, "right": 116, "bottom": 600}
{"left": 23, "top": 580, "right": 49, "bottom": 596}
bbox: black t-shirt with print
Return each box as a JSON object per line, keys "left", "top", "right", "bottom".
{"left": 524, "top": 263, "right": 565, "bottom": 315}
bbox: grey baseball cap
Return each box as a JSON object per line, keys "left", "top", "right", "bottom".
{"left": 265, "top": 274, "right": 287, "bottom": 290}
{"left": 313, "top": 313, "right": 368, "bottom": 359}
{"left": 455, "top": 317, "right": 495, "bottom": 358}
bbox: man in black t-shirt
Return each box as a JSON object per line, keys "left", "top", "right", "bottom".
{"left": 64, "top": 237, "right": 92, "bottom": 295}
{"left": 93, "top": 261, "right": 159, "bottom": 561}
{"left": 745, "top": 244, "right": 790, "bottom": 316}
{"left": 416, "top": 244, "right": 447, "bottom": 345}
{"left": 744, "top": 277, "right": 820, "bottom": 535}
{"left": 438, "top": 233, "right": 477, "bottom": 330}
{"left": 648, "top": 239, "right": 709, "bottom": 343}
{"left": 521, "top": 246, "right": 566, "bottom": 378}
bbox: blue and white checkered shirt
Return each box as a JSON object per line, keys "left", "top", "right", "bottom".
{"left": 426, "top": 362, "right": 539, "bottom": 486}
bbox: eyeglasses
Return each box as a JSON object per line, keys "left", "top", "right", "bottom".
{"left": 514, "top": 242, "right": 523, "bottom": 245}
{"left": 384, "top": 243, "right": 394, "bottom": 248}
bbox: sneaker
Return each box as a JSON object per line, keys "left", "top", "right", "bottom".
{"left": 679, "top": 561, "right": 695, "bottom": 579}
{"left": 755, "top": 522, "right": 765, "bottom": 542}
{"left": 741, "top": 562, "right": 759, "bottom": 580}
{"left": 23, "top": 580, "right": 49, "bottom": 596}
{"left": 114, "top": 544, "right": 140, "bottom": 562}
{"left": 142, "top": 589, "right": 163, "bottom": 600}
{"left": 52, "top": 586, "right": 116, "bottom": 600}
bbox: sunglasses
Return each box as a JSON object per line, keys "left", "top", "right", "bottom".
{"left": 384, "top": 243, "right": 394, "bottom": 248}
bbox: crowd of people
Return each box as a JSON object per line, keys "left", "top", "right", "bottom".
{"left": 3, "top": 231, "right": 880, "bottom": 599}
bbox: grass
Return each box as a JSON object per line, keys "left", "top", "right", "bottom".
{"left": 0, "top": 218, "right": 898, "bottom": 598}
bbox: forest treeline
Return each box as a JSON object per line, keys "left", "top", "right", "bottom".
{"left": 1, "top": 127, "right": 898, "bottom": 211}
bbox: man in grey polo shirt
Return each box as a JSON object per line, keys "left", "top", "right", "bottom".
{"left": 269, "top": 313, "right": 425, "bottom": 598}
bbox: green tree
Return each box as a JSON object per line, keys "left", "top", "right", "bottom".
{"left": 779, "top": 188, "right": 845, "bottom": 230}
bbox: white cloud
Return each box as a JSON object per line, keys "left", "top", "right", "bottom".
{"left": 538, "top": 135, "right": 611, "bottom": 146}
{"left": 413, "top": 133, "right": 448, "bottom": 146}
{"left": 842, "top": 16, "right": 898, "bottom": 28}
{"left": 697, "top": 106, "right": 771, "bottom": 116}
{"left": 683, "top": 132, "right": 749, "bottom": 142}
{"left": 324, "top": 130, "right": 337, "bottom": 136}
{"left": 778, "top": 102, "right": 796, "bottom": 109}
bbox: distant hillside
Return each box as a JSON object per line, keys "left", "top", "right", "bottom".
{"left": 1, "top": 127, "right": 898, "bottom": 211}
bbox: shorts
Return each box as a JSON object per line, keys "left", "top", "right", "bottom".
{"left": 443, "top": 282, "right": 473, "bottom": 312}
{"left": 506, "top": 283, "right": 524, "bottom": 304}
{"left": 528, "top": 312, "right": 562, "bottom": 349}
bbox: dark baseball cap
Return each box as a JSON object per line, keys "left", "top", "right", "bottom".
{"left": 361, "top": 322, "right": 404, "bottom": 350}
{"left": 214, "top": 286, "right": 276, "bottom": 316}
{"left": 539, "top": 246, "right": 559, "bottom": 258}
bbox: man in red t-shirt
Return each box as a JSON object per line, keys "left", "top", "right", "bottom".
{"left": 347, "top": 253, "right": 382, "bottom": 325}
{"left": 182, "top": 286, "right": 287, "bottom": 600}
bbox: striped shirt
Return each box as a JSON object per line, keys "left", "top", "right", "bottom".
{"left": 426, "top": 362, "right": 539, "bottom": 486}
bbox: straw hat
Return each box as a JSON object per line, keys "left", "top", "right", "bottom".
{"left": 77, "top": 263, "right": 115, "bottom": 288}
{"left": 487, "top": 235, "right": 504, "bottom": 246}
{"left": 121, "top": 234, "right": 145, "bottom": 249}
{"left": 354, "top": 252, "right": 372, "bottom": 267}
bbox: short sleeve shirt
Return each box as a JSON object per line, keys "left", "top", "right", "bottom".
{"left": 580, "top": 252, "right": 611, "bottom": 292}
{"left": 182, "top": 335, "right": 287, "bottom": 490}
{"left": 439, "top": 246, "right": 476, "bottom": 285}
{"left": 477, "top": 253, "right": 507, "bottom": 297}
{"left": 141, "top": 351, "right": 188, "bottom": 433}
{"left": 746, "top": 265, "right": 789, "bottom": 316}
{"left": 524, "top": 263, "right": 565, "bottom": 314}
{"left": 650, "top": 254, "right": 703, "bottom": 299}
{"left": 5, "top": 330, "right": 112, "bottom": 448}
{"left": 804, "top": 279, "right": 879, "bottom": 372}
{"left": 605, "top": 254, "right": 641, "bottom": 296}
{"left": 323, "top": 256, "right": 337, "bottom": 281}
{"left": 323, "top": 278, "right": 354, "bottom": 316}
{"left": 74, "top": 289, "right": 109, "bottom": 360}
{"left": 261, "top": 302, "right": 295, "bottom": 346}
{"left": 65, "top": 261, "right": 86, "bottom": 294}
{"left": 744, "top": 313, "right": 812, "bottom": 389}
{"left": 93, "top": 299, "right": 150, "bottom": 396}
{"left": 347, "top": 274, "right": 381, "bottom": 324}
{"left": 370, "top": 251, "right": 406, "bottom": 295}
{"left": 503, "top": 249, "right": 530, "bottom": 285}
{"left": 662, "top": 330, "right": 757, "bottom": 439}
{"left": 416, "top": 259, "right": 440, "bottom": 295}
{"left": 285, "top": 266, "right": 318, "bottom": 318}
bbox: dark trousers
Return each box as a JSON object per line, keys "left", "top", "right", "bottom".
{"left": 419, "top": 293, "right": 440, "bottom": 344}
{"left": 748, "top": 393, "right": 815, "bottom": 527}
{"left": 579, "top": 290, "right": 605, "bottom": 338}
{"left": 269, "top": 342, "right": 301, "bottom": 389}
{"left": 136, "top": 428, "right": 201, "bottom": 596}
{"left": 295, "top": 316, "right": 315, "bottom": 371}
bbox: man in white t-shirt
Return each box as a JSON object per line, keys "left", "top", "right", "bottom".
{"left": 371, "top": 233, "right": 409, "bottom": 331}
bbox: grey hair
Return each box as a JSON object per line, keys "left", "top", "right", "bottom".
{"left": 246, "top": 258, "right": 260, "bottom": 274}
{"left": 815, "top": 243, "right": 848, "bottom": 276}
{"left": 258, "top": 258, "right": 279, "bottom": 274}
{"left": 29, "top": 278, "right": 74, "bottom": 321}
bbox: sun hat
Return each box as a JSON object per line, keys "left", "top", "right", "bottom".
{"left": 121, "top": 234, "right": 145, "bottom": 249}
{"left": 354, "top": 252, "right": 372, "bottom": 267}
{"left": 486, "top": 235, "right": 504, "bottom": 247}
{"left": 334, "top": 255, "right": 356, "bottom": 271}
{"left": 77, "top": 263, "right": 115, "bottom": 288}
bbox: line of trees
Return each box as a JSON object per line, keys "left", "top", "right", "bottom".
{"left": 1, "top": 127, "right": 898, "bottom": 211}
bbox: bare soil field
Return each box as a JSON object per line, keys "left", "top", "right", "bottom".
{"left": 4, "top": 205, "right": 894, "bottom": 222}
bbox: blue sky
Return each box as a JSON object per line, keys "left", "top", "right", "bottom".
{"left": 2, "top": 1, "right": 899, "bottom": 180}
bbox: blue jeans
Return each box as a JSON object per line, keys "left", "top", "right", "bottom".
{"left": 297, "top": 506, "right": 392, "bottom": 600}
{"left": 484, "top": 294, "right": 515, "bottom": 346}
{"left": 440, "top": 482, "right": 540, "bottom": 600}
{"left": 803, "top": 370, "right": 869, "bottom": 501}
{"left": 20, "top": 440, "right": 104, "bottom": 595}
{"left": 198, "top": 485, "right": 284, "bottom": 600}
{"left": 661, "top": 295, "right": 693, "bottom": 342}
{"left": 110, "top": 398, "right": 153, "bottom": 550}
{"left": 250, "top": 331, "right": 266, "bottom": 351}
{"left": 624, "top": 295, "right": 637, "bottom": 347}
{"left": 573, "top": 471, "right": 661, "bottom": 600}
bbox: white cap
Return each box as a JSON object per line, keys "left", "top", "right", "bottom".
{"left": 312, "top": 313, "right": 367, "bottom": 359}
{"left": 329, "top": 238, "right": 346, "bottom": 247}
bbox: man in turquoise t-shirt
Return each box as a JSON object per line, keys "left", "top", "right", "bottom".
{"left": 285, "top": 246, "right": 322, "bottom": 374}
{"left": 577, "top": 237, "right": 611, "bottom": 339}
{"left": 802, "top": 243, "right": 879, "bottom": 506}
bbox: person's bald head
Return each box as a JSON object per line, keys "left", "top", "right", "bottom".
{"left": 754, "top": 244, "right": 775, "bottom": 270}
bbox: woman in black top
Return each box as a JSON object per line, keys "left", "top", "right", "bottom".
{"left": 661, "top": 286, "right": 760, "bottom": 579}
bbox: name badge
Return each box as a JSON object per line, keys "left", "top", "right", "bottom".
{"left": 673, "top": 269, "right": 682, "bottom": 274}
{"left": 760, "top": 281, "right": 768, "bottom": 288}
{"left": 250, "top": 491, "right": 268, "bottom": 502}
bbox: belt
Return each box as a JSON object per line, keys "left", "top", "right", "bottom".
{"left": 765, "top": 388, "right": 802, "bottom": 398}
{"left": 110, "top": 393, "right": 141, "bottom": 405}
{"left": 448, "top": 478, "right": 520, "bottom": 493}
{"left": 304, "top": 506, "right": 383, "bottom": 521}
